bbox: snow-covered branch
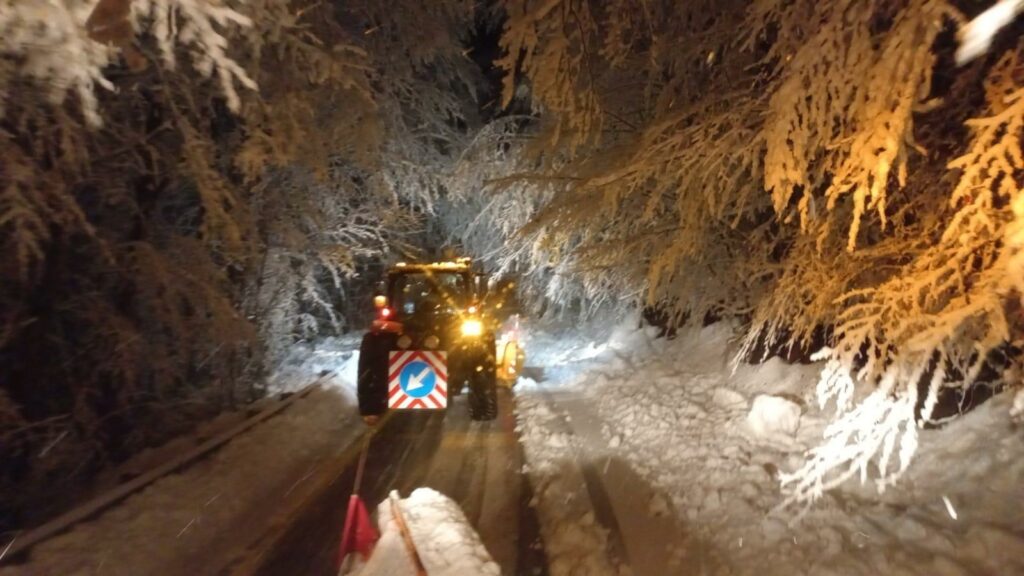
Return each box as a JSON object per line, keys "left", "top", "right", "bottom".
{"left": 0, "top": 0, "right": 256, "bottom": 126}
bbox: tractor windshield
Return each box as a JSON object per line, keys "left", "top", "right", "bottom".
{"left": 390, "top": 271, "right": 469, "bottom": 316}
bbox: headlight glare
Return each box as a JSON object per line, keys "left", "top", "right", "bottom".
{"left": 460, "top": 319, "right": 483, "bottom": 337}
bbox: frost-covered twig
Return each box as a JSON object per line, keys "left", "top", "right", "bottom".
{"left": 133, "top": 0, "right": 257, "bottom": 112}
{"left": 779, "top": 360, "right": 924, "bottom": 507}
{"left": 956, "top": 0, "right": 1024, "bottom": 64}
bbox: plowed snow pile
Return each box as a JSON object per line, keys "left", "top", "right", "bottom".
{"left": 352, "top": 488, "right": 500, "bottom": 576}
{"left": 515, "top": 321, "right": 1024, "bottom": 576}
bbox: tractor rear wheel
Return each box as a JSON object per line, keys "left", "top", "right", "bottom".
{"left": 357, "top": 334, "right": 392, "bottom": 416}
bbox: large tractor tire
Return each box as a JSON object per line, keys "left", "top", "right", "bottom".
{"left": 467, "top": 355, "right": 498, "bottom": 421}
{"left": 357, "top": 333, "right": 393, "bottom": 416}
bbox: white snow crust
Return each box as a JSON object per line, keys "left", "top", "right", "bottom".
{"left": 746, "top": 395, "right": 802, "bottom": 439}
{"left": 352, "top": 488, "right": 500, "bottom": 576}
{"left": 1012, "top": 387, "right": 1024, "bottom": 422}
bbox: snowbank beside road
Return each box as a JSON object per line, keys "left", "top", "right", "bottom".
{"left": 515, "top": 319, "right": 1024, "bottom": 576}
{"left": 270, "top": 334, "right": 362, "bottom": 393}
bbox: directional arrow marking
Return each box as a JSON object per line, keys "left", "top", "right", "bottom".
{"left": 405, "top": 365, "right": 432, "bottom": 391}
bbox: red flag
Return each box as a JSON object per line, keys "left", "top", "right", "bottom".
{"left": 338, "top": 495, "right": 379, "bottom": 567}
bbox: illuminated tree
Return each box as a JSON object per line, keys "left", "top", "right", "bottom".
{"left": 489, "top": 0, "right": 1024, "bottom": 501}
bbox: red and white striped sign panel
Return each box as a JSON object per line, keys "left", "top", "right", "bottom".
{"left": 388, "top": 351, "right": 448, "bottom": 410}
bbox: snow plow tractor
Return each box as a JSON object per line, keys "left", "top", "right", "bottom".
{"left": 357, "top": 259, "right": 521, "bottom": 422}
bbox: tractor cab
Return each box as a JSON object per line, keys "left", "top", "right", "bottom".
{"left": 372, "top": 259, "right": 482, "bottom": 339}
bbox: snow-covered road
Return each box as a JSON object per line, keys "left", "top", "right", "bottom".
{"left": 4, "top": 324, "right": 1022, "bottom": 576}
{"left": 514, "top": 321, "right": 1024, "bottom": 576}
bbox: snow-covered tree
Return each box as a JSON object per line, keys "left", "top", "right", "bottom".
{"left": 485, "top": 0, "right": 1024, "bottom": 502}
{"left": 0, "top": 0, "right": 482, "bottom": 527}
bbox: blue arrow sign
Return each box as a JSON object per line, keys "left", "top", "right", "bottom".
{"left": 399, "top": 360, "right": 437, "bottom": 399}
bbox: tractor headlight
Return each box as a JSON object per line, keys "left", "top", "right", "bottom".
{"left": 460, "top": 318, "right": 483, "bottom": 337}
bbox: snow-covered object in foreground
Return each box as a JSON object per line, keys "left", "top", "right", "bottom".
{"left": 747, "top": 395, "right": 802, "bottom": 439}
{"left": 351, "top": 488, "right": 499, "bottom": 576}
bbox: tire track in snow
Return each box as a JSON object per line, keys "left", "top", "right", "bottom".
{"left": 514, "top": 384, "right": 625, "bottom": 576}
{"left": 554, "top": 390, "right": 698, "bottom": 575}
{"left": 535, "top": 388, "right": 633, "bottom": 570}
